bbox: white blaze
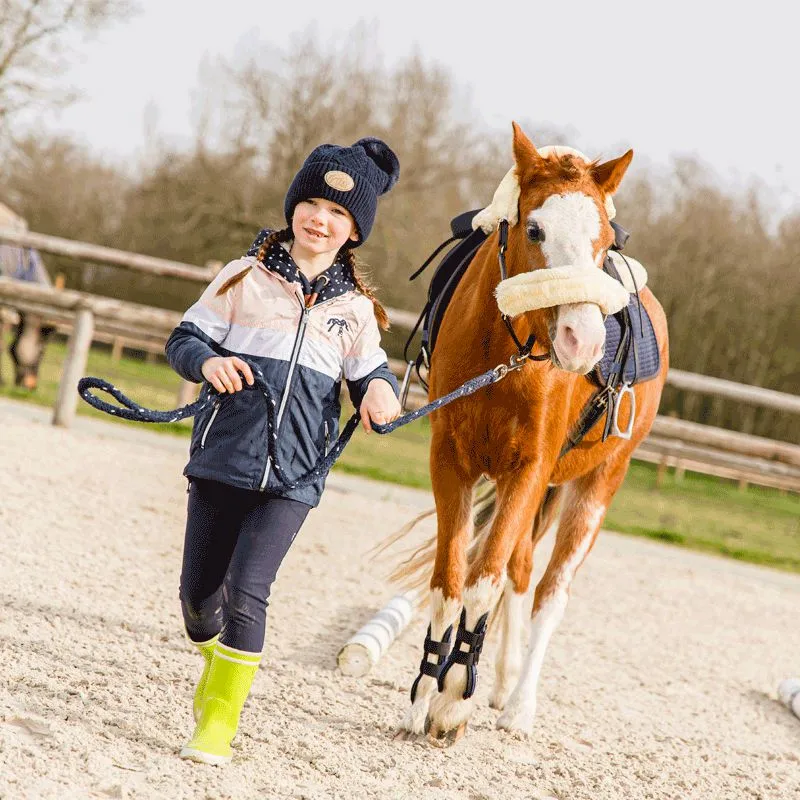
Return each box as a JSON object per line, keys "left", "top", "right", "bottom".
{"left": 529, "top": 192, "right": 601, "bottom": 271}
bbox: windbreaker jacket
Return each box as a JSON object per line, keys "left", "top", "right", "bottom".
{"left": 165, "top": 235, "right": 398, "bottom": 507}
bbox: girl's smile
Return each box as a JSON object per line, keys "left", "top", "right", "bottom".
{"left": 291, "top": 198, "right": 359, "bottom": 256}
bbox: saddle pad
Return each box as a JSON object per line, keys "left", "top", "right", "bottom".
{"left": 596, "top": 296, "right": 661, "bottom": 386}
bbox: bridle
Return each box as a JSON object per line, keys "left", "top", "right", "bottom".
{"left": 496, "top": 219, "right": 551, "bottom": 364}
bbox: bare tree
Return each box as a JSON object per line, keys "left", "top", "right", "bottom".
{"left": 0, "top": 0, "right": 136, "bottom": 128}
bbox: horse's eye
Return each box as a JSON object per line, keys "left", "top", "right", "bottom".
{"left": 527, "top": 220, "right": 545, "bottom": 243}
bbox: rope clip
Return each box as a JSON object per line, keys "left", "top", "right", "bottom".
{"left": 492, "top": 351, "right": 529, "bottom": 382}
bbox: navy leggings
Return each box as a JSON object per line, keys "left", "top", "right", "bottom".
{"left": 180, "top": 478, "right": 310, "bottom": 653}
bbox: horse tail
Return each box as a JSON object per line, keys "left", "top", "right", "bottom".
{"left": 376, "top": 479, "right": 563, "bottom": 598}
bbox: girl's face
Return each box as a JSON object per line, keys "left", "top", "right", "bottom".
{"left": 291, "top": 198, "right": 359, "bottom": 256}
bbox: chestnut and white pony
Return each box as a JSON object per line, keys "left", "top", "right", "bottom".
{"left": 395, "top": 123, "right": 668, "bottom": 745}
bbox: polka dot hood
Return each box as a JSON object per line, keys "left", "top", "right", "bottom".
{"left": 246, "top": 229, "right": 356, "bottom": 302}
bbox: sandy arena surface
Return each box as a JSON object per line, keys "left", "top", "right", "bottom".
{"left": 1, "top": 396, "right": 799, "bottom": 800}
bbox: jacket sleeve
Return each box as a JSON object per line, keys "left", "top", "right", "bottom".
{"left": 164, "top": 259, "right": 246, "bottom": 383}
{"left": 343, "top": 312, "right": 399, "bottom": 409}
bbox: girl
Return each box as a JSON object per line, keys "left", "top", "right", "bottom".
{"left": 165, "top": 137, "right": 402, "bottom": 765}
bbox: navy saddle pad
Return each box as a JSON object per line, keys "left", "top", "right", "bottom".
{"left": 594, "top": 253, "right": 661, "bottom": 386}
{"left": 595, "top": 293, "right": 661, "bottom": 386}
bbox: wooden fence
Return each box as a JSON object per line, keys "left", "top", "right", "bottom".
{"left": 1, "top": 227, "right": 798, "bottom": 491}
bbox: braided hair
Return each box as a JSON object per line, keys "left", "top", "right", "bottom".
{"left": 213, "top": 228, "right": 293, "bottom": 297}
{"left": 216, "top": 227, "right": 390, "bottom": 331}
{"left": 339, "top": 248, "right": 390, "bottom": 331}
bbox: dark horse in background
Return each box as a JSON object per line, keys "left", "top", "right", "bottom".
{"left": 0, "top": 202, "right": 54, "bottom": 390}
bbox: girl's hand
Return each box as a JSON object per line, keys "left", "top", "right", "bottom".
{"left": 360, "top": 379, "right": 402, "bottom": 433}
{"left": 201, "top": 356, "right": 254, "bottom": 394}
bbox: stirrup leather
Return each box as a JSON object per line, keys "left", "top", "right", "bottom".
{"left": 409, "top": 624, "right": 453, "bottom": 703}
{"left": 437, "top": 608, "right": 489, "bottom": 700}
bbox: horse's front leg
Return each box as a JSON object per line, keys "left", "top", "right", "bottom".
{"left": 428, "top": 462, "right": 548, "bottom": 745}
{"left": 396, "top": 437, "right": 477, "bottom": 739}
{"left": 489, "top": 532, "right": 532, "bottom": 711}
{"left": 491, "top": 485, "right": 562, "bottom": 710}
{"left": 497, "top": 458, "right": 629, "bottom": 736}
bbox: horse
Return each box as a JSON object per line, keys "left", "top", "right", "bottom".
{"left": 0, "top": 202, "right": 54, "bottom": 390}
{"left": 394, "top": 122, "right": 668, "bottom": 745}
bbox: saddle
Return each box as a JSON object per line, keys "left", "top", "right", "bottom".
{"left": 403, "top": 212, "right": 661, "bottom": 452}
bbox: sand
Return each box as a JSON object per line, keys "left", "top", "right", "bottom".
{"left": 1, "top": 396, "right": 799, "bottom": 800}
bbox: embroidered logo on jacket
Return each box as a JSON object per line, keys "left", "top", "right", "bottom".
{"left": 327, "top": 317, "right": 350, "bottom": 337}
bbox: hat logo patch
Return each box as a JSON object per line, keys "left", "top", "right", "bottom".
{"left": 324, "top": 170, "right": 355, "bottom": 192}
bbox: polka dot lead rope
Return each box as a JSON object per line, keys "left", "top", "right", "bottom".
{"left": 78, "top": 355, "right": 522, "bottom": 490}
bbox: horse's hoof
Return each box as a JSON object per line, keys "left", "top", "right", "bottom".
{"left": 393, "top": 726, "right": 427, "bottom": 742}
{"left": 427, "top": 721, "right": 467, "bottom": 748}
{"left": 496, "top": 705, "right": 534, "bottom": 737}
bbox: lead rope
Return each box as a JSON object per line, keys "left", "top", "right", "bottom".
{"left": 77, "top": 352, "right": 528, "bottom": 491}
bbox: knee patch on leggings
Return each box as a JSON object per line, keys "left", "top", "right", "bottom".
{"left": 181, "top": 587, "right": 224, "bottom": 642}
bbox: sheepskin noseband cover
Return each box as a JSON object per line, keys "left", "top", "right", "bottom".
{"left": 495, "top": 266, "right": 631, "bottom": 317}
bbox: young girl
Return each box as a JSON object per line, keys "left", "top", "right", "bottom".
{"left": 165, "top": 137, "right": 402, "bottom": 765}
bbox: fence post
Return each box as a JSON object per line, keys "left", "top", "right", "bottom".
{"left": 111, "top": 337, "right": 124, "bottom": 363}
{"left": 53, "top": 305, "right": 95, "bottom": 427}
{"left": 655, "top": 453, "right": 668, "bottom": 489}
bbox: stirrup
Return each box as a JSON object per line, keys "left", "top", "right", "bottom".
{"left": 399, "top": 360, "right": 414, "bottom": 411}
{"left": 410, "top": 624, "right": 453, "bottom": 703}
{"left": 609, "top": 381, "right": 636, "bottom": 439}
{"left": 437, "top": 608, "right": 489, "bottom": 700}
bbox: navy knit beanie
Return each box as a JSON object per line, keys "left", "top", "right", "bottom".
{"left": 284, "top": 137, "right": 400, "bottom": 247}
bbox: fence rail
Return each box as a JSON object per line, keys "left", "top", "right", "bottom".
{"left": 1, "top": 229, "right": 798, "bottom": 491}
{"left": 0, "top": 227, "right": 214, "bottom": 283}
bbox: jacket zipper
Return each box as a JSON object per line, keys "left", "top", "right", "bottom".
{"left": 324, "top": 420, "right": 330, "bottom": 455}
{"left": 259, "top": 274, "right": 335, "bottom": 491}
{"left": 259, "top": 297, "right": 310, "bottom": 490}
{"left": 200, "top": 401, "right": 221, "bottom": 449}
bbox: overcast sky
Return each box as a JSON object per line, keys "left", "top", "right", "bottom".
{"left": 51, "top": 0, "right": 798, "bottom": 215}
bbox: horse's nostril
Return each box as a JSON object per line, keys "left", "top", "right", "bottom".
{"left": 563, "top": 326, "right": 579, "bottom": 348}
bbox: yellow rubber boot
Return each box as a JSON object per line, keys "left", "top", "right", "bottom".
{"left": 188, "top": 633, "right": 218, "bottom": 722}
{"left": 180, "top": 643, "right": 261, "bottom": 765}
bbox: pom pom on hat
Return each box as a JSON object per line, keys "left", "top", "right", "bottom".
{"left": 353, "top": 137, "right": 400, "bottom": 194}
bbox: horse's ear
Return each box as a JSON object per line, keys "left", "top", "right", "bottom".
{"left": 512, "top": 121, "right": 544, "bottom": 180}
{"left": 591, "top": 149, "right": 634, "bottom": 196}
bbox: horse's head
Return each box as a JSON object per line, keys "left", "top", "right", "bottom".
{"left": 509, "top": 122, "right": 633, "bottom": 374}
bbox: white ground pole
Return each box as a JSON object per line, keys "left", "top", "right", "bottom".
{"left": 337, "top": 592, "right": 418, "bottom": 677}
{"left": 777, "top": 679, "right": 800, "bottom": 720}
